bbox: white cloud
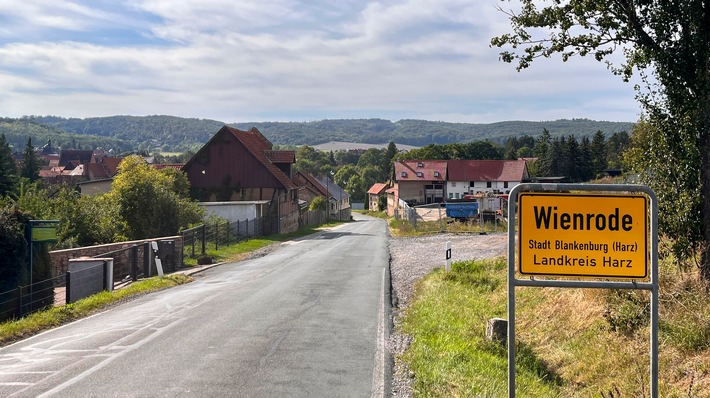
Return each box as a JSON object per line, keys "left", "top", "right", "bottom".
{"left": 0, "top": 0, "right": 641, "bottom": 123}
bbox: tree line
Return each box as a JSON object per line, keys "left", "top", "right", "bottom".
{"left": 292, "top": 129, "right": 630, "bottom": 205}
{"left": 15, "top": 115, "right": 634, "bottom": 152}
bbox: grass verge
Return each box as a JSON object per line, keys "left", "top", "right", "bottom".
{"left": 0, "top": 274, "right": 192, "bottom": 347}
{"left": 400, "top": 256, "right": 710, "bottom": 396}
{"left": 183, "top": 222, "right": 345, "bottom": 266}
{"left": 401, "top": 258, "right": 561, "bottom": 397}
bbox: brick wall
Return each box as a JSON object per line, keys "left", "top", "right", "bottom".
{"left": 50, "top": 236, "right": 183, "bottom": 279}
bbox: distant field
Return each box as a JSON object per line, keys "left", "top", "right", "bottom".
{"left": 312, "top": 141, "right": 419, "bottom": 152}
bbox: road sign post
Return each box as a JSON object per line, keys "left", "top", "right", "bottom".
{"left": 445, "top": 241, "right": 452, "bottom": 271}
{"left": 507, "top": 184, "right": 658, "bottom": 397}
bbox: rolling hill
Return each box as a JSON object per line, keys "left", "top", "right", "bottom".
{"left": 10, "top": 115, "right": 635, "bottom": 153}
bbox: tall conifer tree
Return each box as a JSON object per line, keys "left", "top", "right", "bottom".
{"left": 20, "top": 138, "right": 40, "bottom": 182}
{"left": 0, "top": 134, "right": 17, "bottom": 196}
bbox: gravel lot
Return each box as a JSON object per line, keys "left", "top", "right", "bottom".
{"left": 387, "top": 232, "right": 508, "bottom": 398}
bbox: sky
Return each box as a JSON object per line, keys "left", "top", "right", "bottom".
{"left": 0, "top": 0, "right": 643, "bottom": 124}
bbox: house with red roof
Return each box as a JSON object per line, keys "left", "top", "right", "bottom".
{"left": 367, "top": 182, "right": 389, "bottom": 211}
{"left": 391, "top": 159, "right": 529, "bottom": 213}
{"left": 313, "top": 175, "right": 351, "bottom": 220}
{"left": 182, "top": 126, "right": 299, "bottom": 234}
{"left": 394, "top": 160, "right": 448, "bottom": 205}
{"left": 446, "top": 159, "right": 529, "bottom": 198}
{"left": 292, "top": 171, "right": 330, "bottom": 207}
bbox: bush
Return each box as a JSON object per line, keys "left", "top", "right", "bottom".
{"left": 309, "top": 196, "right": 327, "bottom": 211}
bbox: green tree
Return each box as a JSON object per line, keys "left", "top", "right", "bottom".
{"left": 492, "top": 0, "right": 710, "bottom": 276}
{"left": 578, "top": 136, "right": 594, "bottom": 182}
{"left": 13, "top": 182, "right": 124, "bottom": 247}
{"left": 308, "top": 196, "right": 327, "bottom": 211}
{"left": 357, "top": 148, "right": 388, "bottom": 181}
{"left": 334, "top": 150, "right": 361, "bottom": 166}
{"left": 516, "top": 146, "right": 533, "bottom": 159}
{"left": 334, "top": 165, "right": 358, "bottom": 189}
{"left": 591, "top": 131, "right": 607, "bottom": 177}
{"left": 547, "top": 138, "right": 563, "bottom": 178}
{"left": 625, "top": 118, "right": 701, "bottom": 266}
{"left": 295, "top": 145, "right": 330, "bottom": 175}
{"left": 532, "top": 129, "right": 552, "bottom": 177}
{"left": 606, "top": 131, "right": 630, "bottom": 170}
{"left": 385, "top": 141, "right": 398, "bottom": 180}
{"left": 19, "top": 137, "right": 40, "bottom": 182}
{"left": 109, "top": 156, "right": 203, "bottom": 240}
{"left": 0, "top": 206, "right": 29, "bottom": 296}
{"left": 400, "top": 144, "right": 450, "bottom": 160}
{"left": 0, "top": 134, "right": 17, "bottom": 197}
{"left": 455, "top": 141, "right": 503, "bottom": 160}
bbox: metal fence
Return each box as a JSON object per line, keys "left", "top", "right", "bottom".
{"left": 0, "top": 275, "right": 66, "bottom": 321}
{"left": 0, "top": 240, "right": 181, "bottom": 323}
{"left": 181, "top": 217, "right": 266, "bottom": 258}
{"left": 393, "top": 199, "right": 508, "bottom": 233}
{"left": 393, "top": 199, "right": 418, "bottom": 226}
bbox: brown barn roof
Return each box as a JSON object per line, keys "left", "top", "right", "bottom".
{"left": 58, "top": 150, "right": 93, "bottom": 168}
{"left": 265, "top": 150, "right": 296, "bottom": 164}
{"left": 183, "top": 126, "right": 296, "bottom": 190}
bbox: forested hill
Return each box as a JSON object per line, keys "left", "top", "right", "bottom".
{"left": 22, "top": 115, "right": 634, "bottom": 152}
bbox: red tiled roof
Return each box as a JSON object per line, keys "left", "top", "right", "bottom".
{"left": 447, "top": 160, "right": 528, "bottom": 182}
{"left": 87, "top": 162, "right": 109, "bottom": 179}
{"left": 367, "top": 183, "right": 389, "bottom": 195}
{"left": 101, "top": 157, "right": 122, "bottom": 176}
{"left": 153, "top": 164, "right": 184, "bottom": 170}
{"left": 265, "top": 150, "right": 296, "bottom": 164}
{"left": 226, "top": 126, "right": 296, "bottom": 190}
{"left": 39, "top": 166, "right": 63, "bottom": 178}
{"left": 293, "top": 171, "right": 329, "bottom": 197}
{"left": 395, "top": 160, "right": 447, "bottom": 181}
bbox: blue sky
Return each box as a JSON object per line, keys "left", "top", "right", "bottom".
{"left": 0, "top": 0, "right": 641, "bottom": 124}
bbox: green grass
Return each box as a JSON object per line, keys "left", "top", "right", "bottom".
{"left": 401, "top": 254, "right": 710, "bottom": 396}
{"left": 0, "top": 274, "right": 192, "bottom": 347}
{"left": 401, "top": 258, "right": 562, "bottom": 397}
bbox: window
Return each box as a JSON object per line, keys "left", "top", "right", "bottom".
{"left": 486, "top": 181, "right": 492, "bottom": 188}
{"left": 455, "top": 193, "right": 460, "bottom": 199}
{"left": 452, "top": 181, "right": 456, "bottom": 187}
{"left": 434, "top": 171, "right": 440, "bottom": 177}
{"left": 448, "top": 193, "right": 454, "bottom": 199}
{"left": 504, "top": 181, "right": 509, "bottom": 188}
{"left": 401, "top": 171, "right": 407, "bottom": 177}
{"left": 417, "top": 162, "right": 424, "bottom": 168}
{"left": 416, "top": 172, "right": 423, "bottom": 177}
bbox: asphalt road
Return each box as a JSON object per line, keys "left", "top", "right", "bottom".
{"left": 0, "top": 213, "right": 389, "bottom": 397}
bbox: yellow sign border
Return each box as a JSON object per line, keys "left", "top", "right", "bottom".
{"left": 518, "top": 192, "right": 648, "bottom": 279}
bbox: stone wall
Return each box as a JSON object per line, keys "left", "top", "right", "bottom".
{"left": 50, "top": 236, "right": 183, "bottom": 279}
